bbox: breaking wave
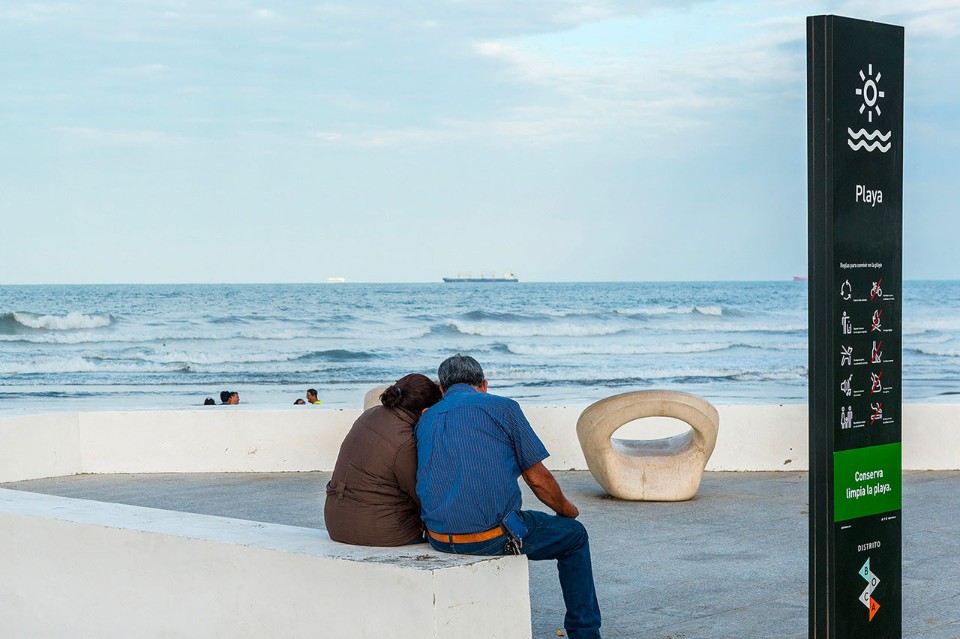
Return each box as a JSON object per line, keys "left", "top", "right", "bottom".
{"left": 462, "top": 306, "right": 731, "bottom": 321}
{"left": 504, "top": 365, "right": 808, "bottom": 386}
{"left": 85, "top": 349, "right": 379, "bottom": 368}
{"left": 0, "top": 311, "right": 112, "bottom": 333}
{"left": 502, "top": 342, "right": 749, "bottom": 356}
{"left": 4, "top": 280, "right": 954, "bottom": 409}
{"left": 446, "top": 320, "right": 628, "bottom": 338}
{"left": 0, "top": 358, "right": 183, "bottom": 375}
{"left": 908, "top": 347, "right": 960, "bottom": 358}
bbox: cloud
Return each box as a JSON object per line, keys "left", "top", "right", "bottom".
{"left": 8, "top": 0, "right": 959, "bottom": 153}
{"left": 902, "top": 8, "right": 960, "bottom": 38}
{"left": 105, "top": 63, "right": 169, "bottom": 76}
{"left": 469, "top": 17, "right": 802, "bottom": 143}
{"left": 295, "top": 6, "right": 807, "bottom": 149}
{"left": 311, "top": 0, "right": 704, "bottom": 34}
{"left": 838, "top": 0, "right": 960, "bottom": 38}
{"left": 309, "top": 126, "right": 453, "bottom": 147}
{"left": 252, "top": 8, "right": 279, "bottom": 21}
{"left": 461, "top": 1, "right": 960, "bottom": 148}
{"left": 0, "top": 2, "right": 78, "bottom": 23}
{"left": 59, "top": 127, "right": 181, "bottom": 146}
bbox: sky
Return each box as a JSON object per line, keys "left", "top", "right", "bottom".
{"left": 1, "top": 0, "right": 958, "bottom": 284}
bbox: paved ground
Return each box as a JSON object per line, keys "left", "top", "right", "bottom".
{"left": 4, "top": 471, "right": 959, "bottom": 638}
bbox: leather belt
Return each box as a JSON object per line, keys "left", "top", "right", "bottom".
{"left": 427, "top": 525, "right": 505, "bottom": 544}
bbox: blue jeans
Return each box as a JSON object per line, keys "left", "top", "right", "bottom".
{"left": 428, "top": 510, "right": 601, "bottom": 639}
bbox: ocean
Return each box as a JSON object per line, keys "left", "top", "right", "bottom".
{"left": 1, "top": 281, "right": 958, "bottom": 414}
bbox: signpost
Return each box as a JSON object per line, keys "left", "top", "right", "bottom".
{"left": 807, "top": 15, "right": 903, "bottom": 639}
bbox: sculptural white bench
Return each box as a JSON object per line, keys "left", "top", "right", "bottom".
{"left": 0, "top": 488, "right": 531, "bottom": 639}
{"left": 576, "top": 390, "right": 720, "bottom": 501}
{"left": 364, "top": 385, "right": 390, "bottom": 410}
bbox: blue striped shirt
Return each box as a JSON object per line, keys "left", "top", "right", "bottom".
{"left": 415, "top": 384, "right": 549, "bottom": 534}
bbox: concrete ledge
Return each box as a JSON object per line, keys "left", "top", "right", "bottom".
{"left": 1, "top": 404, "right": 956, "bottom": 637}
{"left": 3, "top": 404, "right": 958, "bottom": 482}
{"left": 76, "top": 409, "right": 356, "bottom": 474}
{"left": 0, "top": 488, "right": 531, "bottom": 639}
{"left": 0, "top": 413, "right": 82, "bottom": 481}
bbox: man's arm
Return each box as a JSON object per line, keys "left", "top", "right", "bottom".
{"left": 521, "top": 462, "right": 579, "bottom": 518}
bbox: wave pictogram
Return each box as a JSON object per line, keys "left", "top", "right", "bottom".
{"left": 847, "top": 128, "right": 891, "bottom": 153}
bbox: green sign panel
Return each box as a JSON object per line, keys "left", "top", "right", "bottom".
{"left": 833, "top": 443, "right": 902, "bottom": 521}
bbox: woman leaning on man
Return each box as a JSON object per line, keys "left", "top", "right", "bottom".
{"left": 324, "top": 373, "right": 442, "bottom": 546}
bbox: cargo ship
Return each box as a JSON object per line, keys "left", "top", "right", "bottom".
{"left": 442, "top": 272, "right": 519, "bottom": 283}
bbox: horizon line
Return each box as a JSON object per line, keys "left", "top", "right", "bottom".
{"left": 1, "top": 278, "right": 956, "bottom": 287}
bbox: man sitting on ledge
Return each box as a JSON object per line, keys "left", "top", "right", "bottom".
{"left": 416, "top": 354, "right": 602, "bottom": 639}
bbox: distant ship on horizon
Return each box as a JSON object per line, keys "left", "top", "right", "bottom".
{"left": 443, "top": 272, "right": 519, "bottom": 283}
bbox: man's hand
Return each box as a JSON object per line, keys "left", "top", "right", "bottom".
{"left": 521, "top": 462, "right": 580, "bottom": 518}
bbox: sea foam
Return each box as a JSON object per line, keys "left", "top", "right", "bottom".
{"left": 448, "top": 320, "right": 628, "bottom": 338}
{"left": 10, "top": 311, "right": 112, "bottom": 331}
{"left": 503, "top": 342, "right": 737, "bottom": 356}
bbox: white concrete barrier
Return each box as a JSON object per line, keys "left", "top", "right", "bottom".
{"left": 0, "top": 488, "right": 531, "bottom": 639}
{"left": 0, "top": 402, "right": 955, "bottom": 637}
{"left": 2, "top": 403, "right": 959, "bottom": 482}
{"left": 0, "top": 413, "right": 82, "bottom": 482}
{"left": 530, "top": 403, "right": 960, "bottom": 472}
{"left": 75, "top": 409, "right": 356, "bottom": 475}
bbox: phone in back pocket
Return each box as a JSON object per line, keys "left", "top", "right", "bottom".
{"left": 501, "top": 510, "right": 528, "bottom": 541}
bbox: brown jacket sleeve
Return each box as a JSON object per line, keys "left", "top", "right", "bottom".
{"left": 393, "top": 437, "right": 421, "bottom": 510}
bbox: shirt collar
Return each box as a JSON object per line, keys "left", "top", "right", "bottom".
{"left": 444, "top": 383, "right": 479, "bottom": 396}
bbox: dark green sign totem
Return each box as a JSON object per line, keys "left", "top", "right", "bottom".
{"left": 807, "top": 15, "right": 903, "bottom": 639}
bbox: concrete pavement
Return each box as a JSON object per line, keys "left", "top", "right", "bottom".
{"left": 4, "top": 471, "right": 958, "bottom": 638}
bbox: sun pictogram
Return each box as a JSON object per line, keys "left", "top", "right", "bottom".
{"left": 855, "top": 64, "right": 885, "bottom": 123}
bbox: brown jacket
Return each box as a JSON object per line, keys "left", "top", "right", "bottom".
{"left": 324, "top": 405, "right": 423, "bottom": 546}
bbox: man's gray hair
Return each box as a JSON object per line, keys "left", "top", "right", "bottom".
{"left": 437, "top": 354, "right": 485, "bottom": 391}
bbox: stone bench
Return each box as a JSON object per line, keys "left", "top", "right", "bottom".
{"left": 576, "top": 390, "right": 720, "bottom": 501}
{"left": 363, "top": 386, "right": 390, "bottom": 410}
{"left": 0, "top": 488, "right": 531, "bottom": 638}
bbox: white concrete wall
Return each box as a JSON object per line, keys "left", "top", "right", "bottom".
{"left": 1, "top": 403, "right": 956, "bottom": 637}
{"left": 0, "top": 488, "right": 531, "bottom": 639}
{"left": 0, "top": 412, "right": 81, "bottom": 482}
{"left": 901, "top": 404, "right": 960, "bottom": 470}
{"left": 1, "top": 403, "right": 959, "bottom": 483}
{"left": 76, "top": 409, "right": 356, "bottom": 474}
